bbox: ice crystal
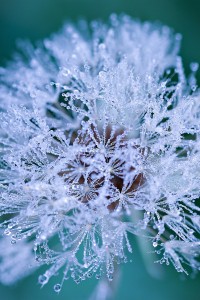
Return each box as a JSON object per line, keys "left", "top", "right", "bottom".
{"left": 0, "top": 14, "right": 200, "bottom": 291}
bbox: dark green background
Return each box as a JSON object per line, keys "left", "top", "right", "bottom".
{"left": 0, "top": 0, "right": 200, "bottom": 299}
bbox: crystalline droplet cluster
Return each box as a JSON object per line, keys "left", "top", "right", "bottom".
{"left": 0, "top": 14, "right": 200, "bottom": 290}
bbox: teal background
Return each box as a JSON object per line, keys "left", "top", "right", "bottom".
{"left": 0, "top": 0, "right": 200, "bottom": 299}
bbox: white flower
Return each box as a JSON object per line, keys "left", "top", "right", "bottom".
{"left": 0, "top": 14, "right": 200, "bottom": 292}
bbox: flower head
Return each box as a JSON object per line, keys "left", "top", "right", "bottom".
{"left": 0, "top": 14, "right": 200, "bottom": 291}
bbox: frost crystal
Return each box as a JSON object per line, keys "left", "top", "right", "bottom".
{"left": 0, "top": 14, "right": 200, "bottom": 291}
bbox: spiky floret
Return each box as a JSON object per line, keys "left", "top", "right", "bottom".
{"left": 0, "top": 14, "right": 200, "bottom": 291}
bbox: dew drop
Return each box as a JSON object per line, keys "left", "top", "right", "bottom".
{"left": 99, "top": 43, "right": 106, "bottom": 50}
{"left": 75, "top": 279, "right": 80, "bottom": 284}
{"left": 87, "top": 272, "right": 92, "bottom": 278}
{"left": 188, "top": 229, "right": 194, "bottom": 235}
{"left": 4, "top": 229, "right": 11, "bottom": 236}
{"left": 175, "top": 33, "right": 182, "bottom": 41}
{"left": 190, "top": 62, "right": 199, "bottom": 72}
{"left": 191, "top": 85, "right": 197, "bottom": 92}
{"left": 54, "top": 284, "right": 61, "bottom": 293}
{"left": 108, "top": 274, "right": 113, "bottom": 281}
{"left": 95, "top": 274, "right": 101, "bottom": 280}
{"left": 38, "top": 274, "right": 48, "bottom": 285}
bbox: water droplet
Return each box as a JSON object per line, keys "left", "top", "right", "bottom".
{"left": 95, "top": 274, "right": 101, "bottom": 280}
{"left": 38, "top": 274, "right": 48, "bottom": 285}
{"left": 62, "top": 69, "right": 71, "bottom": 77}
{"left": 108, "top": 274, "right": 113, "bottom": 281}
{"left": 190, "top": 62, "right": 199, "bottom": 72}
{"left": 99, "top": 43, "right": 106, "bottom": 50}
{"left": 72, "top": 184, "right": 79, "bottom": 190}
{"left": 4, "top": 229, "right": 11, "bottom": 235}
{"left": 98, "top": 71, "right": 106, "bottom": 82}
{"left": 191, "top": 85, "right": 197, "bottom": 92}
{"left": 175, "top": 33, "right": 182, "bottom": 41}
{"left": 75, "top": 279, "right": 80, "bottom": 284}
{"left": 188, "top": 229, "right": 194, "bottom": 235}
{"left": 87, "top": 272, "right": 93, "bottom": 278}
{"left": 54, "top": 284, "right": 61, "bottom": 293}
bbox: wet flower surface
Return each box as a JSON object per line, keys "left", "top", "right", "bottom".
{"left": 0, "top": 14, "right": 200, "bottom": 292}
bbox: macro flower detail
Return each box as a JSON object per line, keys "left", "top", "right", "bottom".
{"left": 0, "top": 14, "right": 200, "bottom": 292}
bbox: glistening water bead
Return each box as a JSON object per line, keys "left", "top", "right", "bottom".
{"left": 54, "top": 284, "right": 61, "bottom": 293}
{"left": 38, "top": 275, "right": 48, "bottom": 285}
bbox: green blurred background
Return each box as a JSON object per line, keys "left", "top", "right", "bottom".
{"left": 0, "top": 0, "right": 200, "bottom": 299}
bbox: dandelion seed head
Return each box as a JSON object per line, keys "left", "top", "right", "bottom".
{"left": 0, "top": 14, "right": 200, "bottom": 290}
